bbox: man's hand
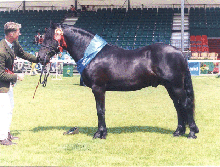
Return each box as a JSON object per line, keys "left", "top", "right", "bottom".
{"left": 17, "top": 73, "right": 24, "bottom": 81}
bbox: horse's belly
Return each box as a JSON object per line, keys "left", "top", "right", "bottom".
{"left": 106, "top": 85, "right": 144, "bottom": 91}
{"left": 106, "top": 79, "right": 149, "bottom": 91}
{"left": 105, "top": 74, "right": 160, "bottom": 91}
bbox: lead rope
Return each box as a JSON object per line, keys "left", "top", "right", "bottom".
{"left": 33, "top": 78, "right": 40, "bottom": 99}
{"left": 33, "top": 66, "right": 44, "bottom": 99}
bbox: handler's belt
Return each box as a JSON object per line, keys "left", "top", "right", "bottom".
{"left": 5, "top": 68, "right": 15, "bottom": 86}
{"left": 77, "top": 34, "right": 107, "bottom": 74}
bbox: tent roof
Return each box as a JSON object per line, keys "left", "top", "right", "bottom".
{"left": 0, "top": 0, "right": 220, "bottom": 11}
{"left": 0, "top": 0, "right": 220, "bottom": 5}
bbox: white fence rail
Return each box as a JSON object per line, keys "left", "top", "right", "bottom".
{"left": 14, "top": 58, "right": 220, "bottom": 76}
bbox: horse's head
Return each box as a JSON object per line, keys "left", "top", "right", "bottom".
{"left": 38, "top": 23, "right": 67, "bottom": 64}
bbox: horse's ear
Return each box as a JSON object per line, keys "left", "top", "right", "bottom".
{"left": 50, "top": 21, "right": 53, "bottom": 28}
{"left": 50, "top": 21, "right": 59, "bottom": 29}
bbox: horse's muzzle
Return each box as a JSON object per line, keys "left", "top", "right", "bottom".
{"left": 38, "top": 50, "right": 50, "bottom": 65}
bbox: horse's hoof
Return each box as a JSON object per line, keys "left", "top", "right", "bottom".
{"left": 173, "top": 132, "right": 185, "bottom": 137}
{"left": 187, "top": 132, "right": 197, "bottom": 139}
{"left": 93, "top": 130, "right": 107, "bottom": 139}
{"left": 173, "top": 125, "right": 185, "bottom": 137}
{"left": 194, "top": 126, "right": 199, "bottom": 133}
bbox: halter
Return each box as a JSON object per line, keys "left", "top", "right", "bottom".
{"left": 40, "top": 27, "right": 67, "bottom": 86}
{"left": 33, "top": 27, "right": 67, "bottom": 99}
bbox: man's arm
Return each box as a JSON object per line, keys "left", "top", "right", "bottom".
{"left": 14, "top": 40, "right": 39, "bottom": 63}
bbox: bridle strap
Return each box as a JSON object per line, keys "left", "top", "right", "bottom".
{"left": 40, "top": 54, "right": 49, "bottom": 87}
{"left": 39, "top": 65, "right": 49, "bottom": 87}
{"left": 33, "top": 52, "right": 50, "bottom": 99}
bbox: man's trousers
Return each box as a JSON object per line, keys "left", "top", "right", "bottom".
{"left": 0, "top": 86, "right": 14, "bottom": 140}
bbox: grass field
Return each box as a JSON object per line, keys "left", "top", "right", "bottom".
{"left": 0, "top": 74, "right": 220, "bottom": 166}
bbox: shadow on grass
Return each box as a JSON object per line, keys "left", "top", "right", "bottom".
{"left": 29, "top": 126, "right": 176, "bottom": 137}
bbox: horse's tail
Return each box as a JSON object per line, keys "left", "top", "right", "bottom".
{"left": 183, "top": 57, "right": 195, "bottom": 124}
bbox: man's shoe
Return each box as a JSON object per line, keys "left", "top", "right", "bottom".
{"left": 0, "top": 139, "right": 17, "bottom": 146}
{"left": 8, "top": 132, "right": 20, "bottom": 140}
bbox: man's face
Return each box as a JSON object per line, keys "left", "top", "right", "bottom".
{"left": 11, "top": 28, "right": 21, "bottom": 41}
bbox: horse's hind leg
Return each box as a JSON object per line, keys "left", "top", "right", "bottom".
{"left": 185, "top": 96, "right": 199, "bottom": 139}
{"left": 92, "top": 85, "right": 107, "bottom": 139}
{"left": 166, "top": 86, "right": 187, "bottom": 136}
{"left": 166, "top": 85, "right": 198, "bottom": 138}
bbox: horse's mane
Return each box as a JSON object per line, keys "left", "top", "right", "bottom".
{"left": 46, "top": 23, "right": 122, "bottom": 50}
{"left": 62, "top": 24, "right": 95, "bottom": 39}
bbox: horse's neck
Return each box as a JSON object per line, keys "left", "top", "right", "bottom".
{"left": 64, "top": 29, "right": 93, "bottom": 62}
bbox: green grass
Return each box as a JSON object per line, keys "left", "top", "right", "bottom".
{"left": 0, "top": 75, "right": 220, "bottom": 166}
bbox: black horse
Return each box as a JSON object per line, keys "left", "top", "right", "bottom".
{"left": 38, "top": 23, "right": 199, "bottom": 139}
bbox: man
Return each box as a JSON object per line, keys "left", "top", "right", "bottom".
{"left": 0, "top": 22, "right": 39, "bottom": 145}
{"left": 70, "top": 5, "right": 77, "bottom": 17}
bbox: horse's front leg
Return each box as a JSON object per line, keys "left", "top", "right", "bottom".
{"left": 92, "top": 85, "right": 107, "bottom": 139}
